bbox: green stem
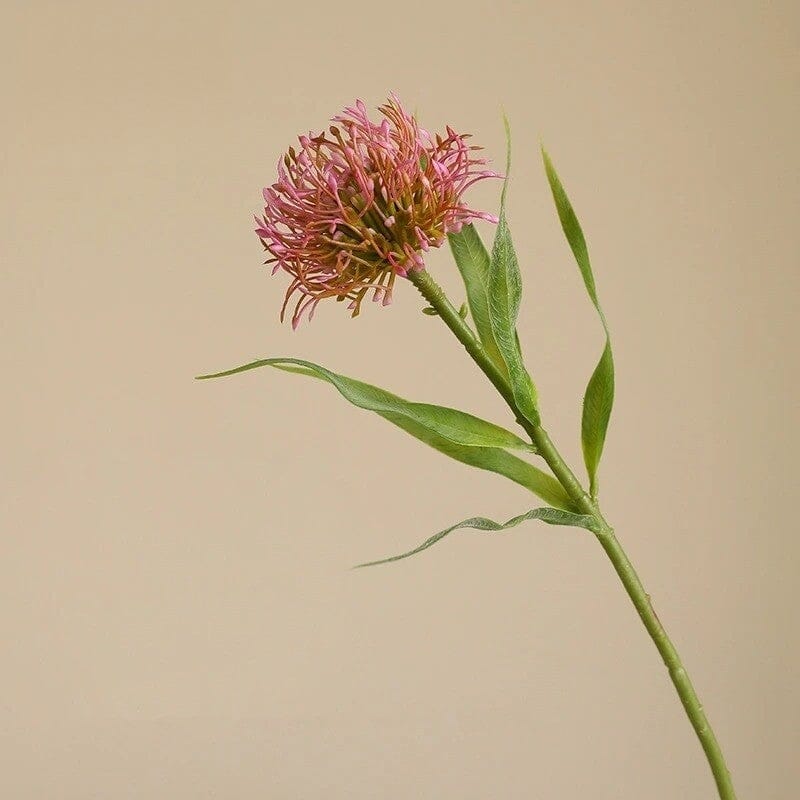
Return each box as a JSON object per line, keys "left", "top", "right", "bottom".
{"left": 409, "top": 269, "right": 519, "bottom": 413}
{"left": 409, "top": 268, "right": 737, "bottom": 800}
{"left": 596, "top": 531, "right": 737, "bottom": 799}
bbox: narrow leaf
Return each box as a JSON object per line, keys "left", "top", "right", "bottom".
{"left": 448, "top": 224, "right": 508, "bottom": 377}
{"left": 542, "top": 149, "right": 615, "bottom": 498}
{"left": 197, "top": 357, "right": 536, "bottom": 452}
{"left": 488, "top": 117, "right": 540, "bottom": 426}
{"left": 355, "top": 507, "right": 598, "bottom": 567}
{"left": 379, "top": 411, "right": 573, "bottom": 510}
{"left": 197, "top": 357, "right": 574, "bottom": 509}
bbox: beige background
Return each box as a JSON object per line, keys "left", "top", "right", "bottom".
{"left": 2, "top": 1, "right": 798, "bottom": 797}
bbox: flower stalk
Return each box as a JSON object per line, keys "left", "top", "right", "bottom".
{"left": 409, "top": 267, "right": 737, "bottom": 800}
{"left": 211, "top": 96, "right": 739, "bottom": 797}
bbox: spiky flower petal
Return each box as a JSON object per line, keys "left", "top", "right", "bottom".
{"left": 255, "top": 95, "right": 499, "bottom": 327}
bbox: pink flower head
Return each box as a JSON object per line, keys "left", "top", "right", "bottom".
{"left": 255, "top": 95, "right": 500, "bottom": 327}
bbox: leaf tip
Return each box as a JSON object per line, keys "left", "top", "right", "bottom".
{"left": 351, "top": 558, "right": 385, "bottom": 570}
{"left": 499, "top": 113, "right": 512, "bottom": 208}
{"left": 501, "top": 113, "right": 512, "bottom": 166}
{"left": 540, "top": 146, "right": 555, "bottom": 178}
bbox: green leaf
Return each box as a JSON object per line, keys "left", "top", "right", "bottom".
{"left": 448, "top": 224, "right": 508, "bottom": 378}
{"left": 197, "top": 357, "right": 575, "bottom": 510}
{"left": 379, "top": 411, "right": 573, "bottom": 510}
{"left": 542, "top": 148, "right": 615, "bottom": 499}
{"left": 487, "top": 117, "right": 540, "bottom": 426}
{"left": 197, "top": 357, "right": 536, "bottom": 452}
{"left": 354, "top": 507, "right": 598, "bottom": 567}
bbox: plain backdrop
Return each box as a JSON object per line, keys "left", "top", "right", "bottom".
{"left": 2, "top": 1, "right": 798, "bottom": 798}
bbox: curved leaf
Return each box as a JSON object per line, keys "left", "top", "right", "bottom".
{"left": 379, "top": 411, "right": 573, "bottom": 510}
{"left": 542, "top": 148, "right": 615, "bottom": 499}
{"left": 197, "top": 357, "right": 535, "bottom": 452}
{"left": 488, "top": 118, "right": 540, "bottom": 426}
{"left": 197, "top": 357, "right": 574, "bottom": 509}
{"left": 447, "top": 224, "right": 508, "bottom": 378}
{"left": 355, "top": 507, "right": 598, "bottom": 567}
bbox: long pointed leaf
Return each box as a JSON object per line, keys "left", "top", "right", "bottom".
{"left": 355, "top": 507, "right": 598, "bottom": 567}
{"left": 542, "top": 149, "right": 615, "bottom": 498}
{"left": 448, "top": 224, "right": 508, "bottom": 378}
{"left": 198, "top": 357, "right": 535, "bottom": 452}
{"left": 197, "top": 357, "right": 574, "bottom": 510}
{"left": 488, "top": 118, "right": 540, "bottom": 426}
{"left": 379, "top": 411, "right": 573, "bottom": 510}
